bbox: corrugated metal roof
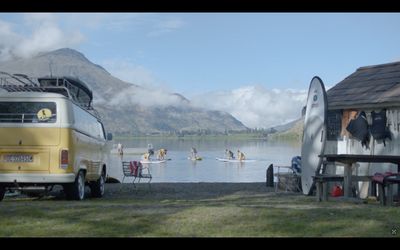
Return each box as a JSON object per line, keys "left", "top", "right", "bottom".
{"left": 327, "top": 61, "right": 400, "bottom": 110}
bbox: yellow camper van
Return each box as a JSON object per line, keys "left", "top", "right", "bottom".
{"left": 0, "top": 74, "right": 112, "bottom": 201}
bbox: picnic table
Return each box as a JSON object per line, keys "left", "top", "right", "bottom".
{"left": 320, "top": 154, "right": 400, "bottom": 199}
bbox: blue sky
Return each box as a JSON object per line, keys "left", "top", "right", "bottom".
{"left": 0, "top": 13, "right": 399, "bottom": 128}
{"left": 79, "top": 13, "right": 400, "bottom": 94}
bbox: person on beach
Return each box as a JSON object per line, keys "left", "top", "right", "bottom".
{"left": 237, "top": 150, "right": 246, "bottom": 161}
{"left": 225, "top": 149, "right": 235, "bottom": 160}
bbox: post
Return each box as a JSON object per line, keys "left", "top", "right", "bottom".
{"left": 343, "top": 163, "right": 352, "bottom": 198}
{"left": 371, "top": 181, "right": 377, "bottom": 197}
{"left": 397, "top": 164, "right": 400, "bottom": 200}
{"left": 322, "top": 182, "right": 328, "bottom": 201}
{"left": 387, "top": 184, "right": 393, "bottom": 206}
{"left": 266, "top": 164, "right": 274, "bottom": 187}
{"left": 378, "top": 184, "right": 385, "bottom": 205}
{"left": 316, "top": 181, "right": 322, "bottom": 202}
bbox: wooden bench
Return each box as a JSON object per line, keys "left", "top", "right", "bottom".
{"left": 313, "top": 175, "right": 344, "bottom": 201}
{"left": 122, "top": 161, "right": 152, "bottom": 188}
{"left": 372, "top": 172, "right": 400, "bottom": 206}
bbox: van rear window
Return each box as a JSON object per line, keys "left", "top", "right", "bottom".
{"left": 0, "top": 102, "right": 57, "bottom": 123}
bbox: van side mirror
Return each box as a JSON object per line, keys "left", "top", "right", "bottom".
{"left": 107, "top": 133, "right": 113, "bottom": 141}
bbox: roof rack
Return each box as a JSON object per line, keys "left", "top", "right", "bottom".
{"left": 0, "top": 73, "right": 100, "bottom": 119}
{"left": 0, "top": 71, "right": 37, "bottom": 86}
{"left": 37, "top": 77, "right": 93, "bottom": 107}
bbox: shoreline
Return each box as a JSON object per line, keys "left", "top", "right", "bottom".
{"left": 105, "top": 182, "right": 274, "bottom": 199}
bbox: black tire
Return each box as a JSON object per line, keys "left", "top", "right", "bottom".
{"left": 0, "top": 186, "right": 5, "bottom": 202}
{"left": 64, "top": 171, "right": 86, "bottom": 201}
{"left": 90, "top": 170, "right": 105, "bottom": 198}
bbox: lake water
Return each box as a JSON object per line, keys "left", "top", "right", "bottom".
{"left": 108, "top": 137, "right": 301, "bottom": 183}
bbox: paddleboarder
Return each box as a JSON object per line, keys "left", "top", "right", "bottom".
{"left": 147, "top": 144, "right": 155, "bottom": 157}
{"left": 142, "top": 152, "right": 151, "bottom": 161}
{"left": 225, "top": 149, "right": 235, "bottom": 160}
{"left": 117, "top": 143, "right": 124, "bottom": 156}
{"left": 237, "top": 150, "right": 246, "bottom": 161}
{"left": 191, "top": 147, "right": 198, "bottom": 159}
{"left": 157, "top": 148, "right": 167, "bottom": 160}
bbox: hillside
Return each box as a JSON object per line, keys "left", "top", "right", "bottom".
{"left": 0, "top": 48, "right": 248, "bottom": 135}
{"left": 268, "top": 117, "right": 304, "bottom": 141}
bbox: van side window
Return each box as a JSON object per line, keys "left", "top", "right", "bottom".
{"left": 0, "top": 102, "right": 57, "bottom": 123}
{"left": 72, "top": 104, "right": 105, "bottom": 140}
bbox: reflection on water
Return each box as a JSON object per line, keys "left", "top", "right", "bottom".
{"left": 108, "top": 138, "right": 300, "bottom": 183}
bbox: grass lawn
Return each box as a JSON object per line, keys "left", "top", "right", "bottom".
{"left": 0, "top": 183, "right": 399, "bottom": 237}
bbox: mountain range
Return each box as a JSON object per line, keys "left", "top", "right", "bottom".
{"left": 0, "top": 48, "right": 248, "bottom": 135}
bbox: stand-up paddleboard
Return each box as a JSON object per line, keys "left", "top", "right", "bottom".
{"left": 110, "top": 147, "right": 147, "bottom": 155}
{"left": 301, "top": 76, "right": 328, "bottom": 195}
{"left": 188, "top": 157, "right": 202, "bottom": 161}
{"left": 140, "top": 160, "right": 167, "bottom": 164}
{"left": 216, "top": 158, "right": 256, "bottom": 163}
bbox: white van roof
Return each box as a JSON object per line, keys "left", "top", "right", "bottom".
{"left": 0, "top": 91, "right": 68, "bottom": 99}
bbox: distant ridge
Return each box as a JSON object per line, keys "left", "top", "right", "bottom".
{"left": 0, "top": 48, "right": 248, "bottom": 135}
{"left": 268, "top": 118, "right": 303, "bottom": 141}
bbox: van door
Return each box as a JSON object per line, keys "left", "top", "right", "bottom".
{"left": 0, "top": 101, "right": 60, "bottom": 172}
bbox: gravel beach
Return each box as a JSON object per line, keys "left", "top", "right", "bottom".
{"left": 104, "top": 182, "right": 275, "bottom": 200}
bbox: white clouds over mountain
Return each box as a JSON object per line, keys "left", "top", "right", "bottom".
{"left": 191, "top": 85, "right": 307, "bottom": 129}
{"left": 0, "top": 13, "right": 185, "bottom": 62}
{"left": 106, "top": 85, "right": 185, "bottom": 108}
{"left": 101, "top": 59, "right": 159, "bottom": 87}
{"left": 0, "top": 14, "right": 84, "bottom": 61}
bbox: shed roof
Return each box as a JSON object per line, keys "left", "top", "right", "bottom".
{"left": 327, "top": 61, "right": 400, "bottom": 110}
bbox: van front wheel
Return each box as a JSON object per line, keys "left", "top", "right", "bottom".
{"left": 90, "top": 171, "right": 105, "bottom": 198}
{"left": 64, "top": 171, "right": 86, "bottom": 201}
{"left": 0, "top": 185, "right": 5, "bottom": 201}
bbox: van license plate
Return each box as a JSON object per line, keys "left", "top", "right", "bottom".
{"left": 4, "top": 154, "right": 33, "bottom": 163}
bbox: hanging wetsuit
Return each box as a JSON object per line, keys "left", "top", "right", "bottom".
{"left": 346, "top": 111, "right": 370, "bottom": 149}
{"left": 370, "top": 110, "right": 391, "bottom": 146}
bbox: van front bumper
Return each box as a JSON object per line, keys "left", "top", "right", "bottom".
{"left": 0, "top": 173, "right": 75, "bottom": 184}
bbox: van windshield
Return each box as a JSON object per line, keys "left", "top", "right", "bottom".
{"left": 0, "top": 102, "right": 57, "bottom": 123}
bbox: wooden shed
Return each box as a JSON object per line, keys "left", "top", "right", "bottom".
{"left": 324, "top": 61, "right": 400, "bottom": 197}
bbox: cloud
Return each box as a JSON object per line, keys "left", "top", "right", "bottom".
{"left": 0, "top": 20, "right": 21, "bottom": 61}
{"left": 100, "top": 58, "right": 185, "bottom": 107}
{"left": 101, "top": 59, "right": 158, "bottom": 87}
{"left": 108, "top": 85, "right": 186, "bottom": 108}
{"left": 191, "top": 85, "right": 308, "bottom": 129}
{"left": 0, "top": 13, "right": 185, "bottom": 62}
{"left": 0, "top": 14, "right": 84, "bottom": 61}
